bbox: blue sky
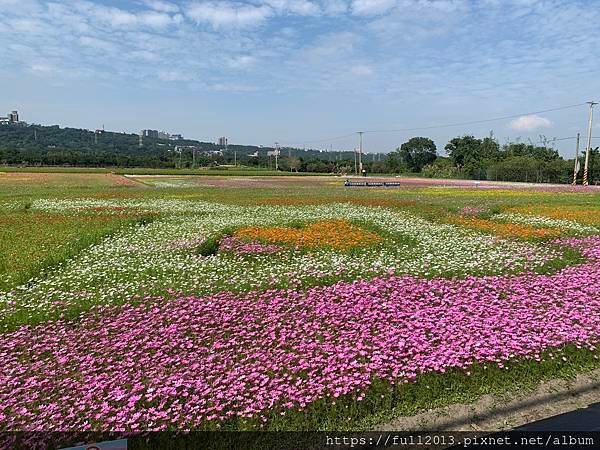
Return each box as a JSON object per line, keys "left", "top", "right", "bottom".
{"left": 1, "top": 0, "right": 599, "bottom": 156}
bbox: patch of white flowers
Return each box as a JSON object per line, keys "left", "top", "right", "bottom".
{"left": 0, "top": 199, "right": 570, "bottom": 328}
{"left": 495, "top": 213, "right": 598, "bottom": 234}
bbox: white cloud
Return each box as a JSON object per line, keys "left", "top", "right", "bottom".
{"left": 10, "top": 18, "right": 47, "bottom": 33}
{"left": 351, "top": 64, "right": 373, "bottom": 76}
{"left": 128, "top": 49, "right": 161, "bottom": 62}
{"left": 265, "top": 0, "right": 321, "bottom": 15}
{"left": 303, "top": 31, "right": 358, "bottom": 60}
{"left": 72, "top": 2, "right": 181, "bottom": 29}
{"left": 79, "top": 36, "right": 117, "bottom": 52}
{"left": 211, "top": 82, "right": 260, "bottom": 92}
{"left": 186, "top": 2, "right": 273, "bottom": 28}
{"left": 508, "top": 114, "right": 552, "bottom": 131}
{"left": 351, "top": 0, "right": 396, "bottom": 16}
{"left": 157, "top": 70, "right": 195, "bottom": 81}
{"left": 321, "top": 0, "right": 348, "bottom": 14}
{"left": 227, "top": 55, "right": 257, "bottom": 69}
{"left": 142, "top": 0, "right": 180, "bottom": 13}
{"left": 139, "top": 11, "right": 181, "bottom": 27}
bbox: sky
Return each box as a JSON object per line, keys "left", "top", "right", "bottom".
{"left": 1, "top": 0, "right": 600, "bottom": 156}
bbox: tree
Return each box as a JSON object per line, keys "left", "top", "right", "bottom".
{"left": 445, "top": 135, "right": 482, "bottom": 167}
{"left": 445, "top": 135, "right": 501, "bottom": 179}
{"left": 504, "top": 143, "right": 559, "bottom": 161}
{"left": 588, "top": 148, "right": 600, "bottom": 184}
{"left": 395, "top": 137, "right": 437, "bottom": 172}
{"left": 421, "top": 157, "right": 462, "bottom": 179}
{"left": 384, "top": 151, "right": 408, "bottom": 173}
{"left": 288, "top": 157, "right": 301, "bottom": 172}
{"left": 480, "top": 136, "right": 501, "bottom": 160}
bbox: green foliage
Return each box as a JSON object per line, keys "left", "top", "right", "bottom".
{"left": 486, "top": 156, "right": 572, "bottom": 183}
{"left": 445, "top": 135, "right": 501, "bottom": 178}
{"left": 504, "top": 142, "right": 560, "bottom": 161}
{"left": 421, "top": 157, "right": 463, "bottom": 179}
{"left": 2, "top": 123, "right": 599, "bottom": 184}
{"left": 395, "top": 137, "right": 437, "bottom": 172}
{"left": 0, "top": 124, "right": 360, "bottom": 172}
{"left": 195, "top": 236, "right": 221, "bottom": 256}
{"left": 384, "top": 151, "right": 409, "bottom": 174}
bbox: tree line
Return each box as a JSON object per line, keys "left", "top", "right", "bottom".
{"left": 378, "top": 135, "right": 599, "bottom": 184}
{"left": 0, "top": 124, "right": 598, "bottom": 184}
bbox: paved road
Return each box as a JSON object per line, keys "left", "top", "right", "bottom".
{"left": 516, "top": 402, "right": 600, "bottom": 431}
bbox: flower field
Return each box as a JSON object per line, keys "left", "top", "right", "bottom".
{"left": 0, "top": 174, "right": 599, "bottom": 434}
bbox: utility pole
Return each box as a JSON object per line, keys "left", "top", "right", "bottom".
{"left": 583, "top": 101, "right": 597, "bottom": 186}
{"left": 229, "top": 143, "right": 235, "bottom": 166}
{"left": 357, "top": 131, "right": 364, "bottom": 174}
{"left": 573, "top": 133, "right": 580, "bottom": 185}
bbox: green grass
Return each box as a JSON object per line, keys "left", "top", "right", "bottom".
{"left": 0, "top": 210, "right": 154, "bottom": 292}
{"left": 1, "top": 171, "right": 600, "bottom": 440}
{"left": 255, "top": 345, "right": 600, "bottom": 432}
{"left": 1, "top": 173, "right": 597, "bottom": 328}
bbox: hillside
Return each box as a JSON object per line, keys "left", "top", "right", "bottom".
{"left": 0, "top": 123, "right": 359, "bottom": 170}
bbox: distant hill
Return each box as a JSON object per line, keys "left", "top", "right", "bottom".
{"left": 0, "top": 123, "right": 362, "bottom": 171}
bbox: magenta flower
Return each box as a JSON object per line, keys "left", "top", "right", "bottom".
{"left": 0, "top": 237, "right": 598, "bottom": 431}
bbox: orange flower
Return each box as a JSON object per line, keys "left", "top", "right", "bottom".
{"left": 447, "top": 216, "right": 561, "bottom": 239}
{"left": 234, "top": 219, "right": 382, "bottom": 250}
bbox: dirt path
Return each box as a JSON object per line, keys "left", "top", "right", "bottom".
{"left": 376, "top": 369, "right": 600, "bottom": 431}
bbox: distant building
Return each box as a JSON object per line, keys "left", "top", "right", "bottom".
{"left": 143, "top": 129, "right": 182, "bottom": 140}
{"left": 175, "top": 145, "right": 201, "bottom": 153}
{"left": 217, "top": 137, "right": 228, "bottom": 147}
{"left": 0, "top": 110, "right": 24, "bottom": 125}
{"left": 142, "top": 129, "right": 159, "bottom": 138}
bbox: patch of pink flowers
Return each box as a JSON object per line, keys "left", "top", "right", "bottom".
{"left": 0, "top": 237, "right": 599, "bottom": 431}
{"left": 219, "top": 235, "right": 283, "bottom": 255}
{"left": 459, "top": 206, "right": 487, "bottom": 216}
{"left": 166, "top": 237, "right": 206, "bottom": 250}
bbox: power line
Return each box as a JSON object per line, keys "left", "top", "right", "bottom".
{"left": 285, "top": 132, "right": 356, "bottom": 146}
{"left": 362, "top": 103, "right": 588, "bottom": 134}
{"left": 281, "top": 102, "right": 589, "bottom": 147}
{"left": 533, "top": 136, "right": 576, "bottom": 144}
